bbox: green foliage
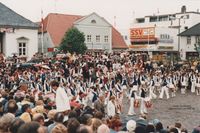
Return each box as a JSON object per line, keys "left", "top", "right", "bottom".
{"left": 194, "top": 41, "right": 200, "bottom": 58}
{"left": 59, "top": 27, "right": 87, "bottom": 54}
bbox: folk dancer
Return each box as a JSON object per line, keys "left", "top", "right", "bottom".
{"left": 190, "top": 73, "right": 196, "bottom": 93}
{"left": 127, "top": 87, "right": 138, "bottom": 115}
{"left": 139, "top": 84, "right": 148, "bottom": 114}
{"left": 155, "top": 74, "right": 162, "bottom": 93}
{"left": 121, "top": 73, "right": 128, "bottom": 90}
{"left": 159, "top": 76, "right": 170, "bottom": 99}
{"left": 196, "top": 74, "right": 200, "bottom": 95}
{"left": 107, "top": 96, "right": 116, "bottom": 117}
{"left": 167, "top": 74, "right": 176, "bottom": 97}
{"left": 148, "top": 77, "right": 157, "bottom": 99}
{"left": 173, "top": 73, "right": 179, "bottom": 92}
{"left": 180, "top": 74, "right": 188, "bottom": 94}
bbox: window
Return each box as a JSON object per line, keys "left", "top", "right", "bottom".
{"left": 158, "top": 16, "right": 168, "bottom": 21}
{"left": 160, "top": 34, "right": 170, "bottom": 39}
{"left": 19, "top": 42, "right": 26, "bottom": 56}
{"left": 17, "top": 37, "right": 28, "bottom": 56}
{"left": 104, "top": 36, "right": 108, "bottom": 42}
{"left": 187, "top": 36, "right": 191, "bottom": 44}
{"left": 87, "top": 35, "right": 91, "bottom": 42}
{"left": 96, "top": 35, "right": 100, "bottom": 42}
{"left": 150, "top": 17, "right": 157, "bottom": 22}
{"left": 136, "top": 18, "right": 145, "bottom": 23}
{"left": 91, "top": 19, "right": 96, "bottom": 24}
{"left": 196, "top": 36, "right": 200, "bottom": 44}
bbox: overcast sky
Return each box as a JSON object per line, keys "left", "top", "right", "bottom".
{"left": 1, "top": 0, "right": 200, "bottom": 30}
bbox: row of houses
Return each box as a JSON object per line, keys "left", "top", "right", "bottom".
{"left": 129, "top": 6, "right": 200, "bottom": 60}
{"left": 1, "top": 2, "right": 200, "bottom": 61}
{"left": 0, "top": 2, "right": 128, "bottom": 60}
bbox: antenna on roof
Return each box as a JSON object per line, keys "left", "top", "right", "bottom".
{"left": 54, "top": 0, "right": 57, "bottom": 13}
{"left": 114, "top": 16, "right": 116, "bottom": 28}
{"left": 41, "top": 9, "right": 44, "bottom": 53}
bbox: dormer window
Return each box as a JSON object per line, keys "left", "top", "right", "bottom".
{"left": 91, "top": 19, "right": 96, "bottom": 24}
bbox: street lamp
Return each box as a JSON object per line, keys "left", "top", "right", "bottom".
{"left": 170, "top": 15, "right": 187, "bottom": 58}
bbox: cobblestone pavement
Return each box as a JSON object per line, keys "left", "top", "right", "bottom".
{"left": 120, "top": 90, "right": 200, "bottom": 132}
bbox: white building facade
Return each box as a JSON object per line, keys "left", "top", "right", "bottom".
{"left": 74, "top": 13, "right": 112, "bottom": 52}
{"left": 131, "top": 6, "right": 200, "bottom": 60}
{"left": 2, "top": 29, "right": 38, "bottom": 60}
{"left": 179, "top": 23, "right": 200, "bottom": 60}
{"left": 0, "top": 2, "right": 38, "bottom": 61}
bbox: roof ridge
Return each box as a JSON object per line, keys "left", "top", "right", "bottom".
{"left": 0, "top": 2, "right": 38, "bottom": 28}
{"left": 48, "top": 13, "right": 82, "bottom": 17}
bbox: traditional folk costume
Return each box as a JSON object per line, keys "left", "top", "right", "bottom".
{"left": 196, "top": 76, "right": 200, "bottom": 95}
{"left": 167, "top": 76, "right": 176, "bottom": 97}
{"left": 190, "top": 74, "right": 196, "bottom": 93}
{"left": 127, "top": 88, "right": 138, "bottom": 115}
{"left": 155, "top": 75, "right": 162, "bottom": 93}
{"left": 107, "top": 99, "right": 116, "bottom": 117}
{"left": 149, "top": 78, "right": 157, "bottom": 99}
{"left": 159, "top": 77, "right": 170, "bottom": 99}
{"left": 181, "top": 75, "right": 188, "bottom": 94}
{"left": 139, "top": 87, "right": 148, "bottom": 114}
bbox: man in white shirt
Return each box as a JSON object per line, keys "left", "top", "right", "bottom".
{"left": 51, "top": 80, "right": 71, "bottom": 121}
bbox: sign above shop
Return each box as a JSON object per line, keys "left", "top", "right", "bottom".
{"left": 158, "top": 46, "right": 173, "bottom": 50}
{"left": 130, "top": 27, "right": 155, "bottom": 39}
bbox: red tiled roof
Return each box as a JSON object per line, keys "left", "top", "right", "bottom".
{"left": 112, "top": 27, "right": 128, "bottom": 49}
{"left": 39, "top": 13, "right": 128, "bottom": 49}
{"left": 39, "top": 13, "right": 83, "bottom": 47}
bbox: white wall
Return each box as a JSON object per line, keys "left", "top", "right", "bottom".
{"left": 155, "top": 27, "right": 178, "bottom": 51}
{"left": 133, "top": 13, "right": 200, "bottom": 32}
{"left": 4, "top": 28, "right": 38, "bottom": 60}
{"left": 75, "top": 25, "right": 112, "bottom": 51}
{"left": 180, "top": 36, "right": 197, "bottom": 60}
{"left": 38, "top": 32, "right": 54, "bottom": 53}
{"left": 118, "top": 28, "right": 130, "bottom": 45}
{"left": 74, "top": 13, "right": 112, "bottom": 52}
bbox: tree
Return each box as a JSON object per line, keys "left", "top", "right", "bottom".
{"left": 59, "top": 27, "right": 87, "bottom": 54}
{"left": 194, "top": 39, "right": 200, "bottom": 58}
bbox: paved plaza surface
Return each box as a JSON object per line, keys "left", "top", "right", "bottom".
{"left": 121, "top": 90, "right": 200, "bottom": 132}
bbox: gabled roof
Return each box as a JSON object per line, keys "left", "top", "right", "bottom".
{"left": 39, "top": 13, "right": 83, "bottom": 47}
{"left": 112, "top": 27, "right": 128, "bottom": 49}
{"left": 74, "top": 12, "right": 112, "bottom": 27}
{"left": 39, "top": 13, "right": 128, "bottom": 49}
{"left": 0, "top": 2, "right": 38, "bottom": 29}
{"left": 179, "top": 23, "right": 200, "bottom": 36}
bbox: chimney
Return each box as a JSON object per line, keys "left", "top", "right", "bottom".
{"left": 181, "top": 5, "right": 186, "bottom": 13}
